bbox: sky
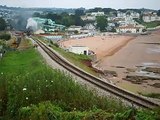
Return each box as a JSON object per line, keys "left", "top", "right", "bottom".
{"left": 0, "top": 0, "right": 160, "bottom": 10}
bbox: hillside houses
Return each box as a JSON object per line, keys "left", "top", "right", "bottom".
{"left": 143, "top": 12, "right": 160, "bottom": 22}
{"left": 81, "top": 11, "right": 105, "bottom": 21}
{"left": 117, "top": 11, "right": 140, "bottom": 19}
{"left": 116, "top": 24, "right": 145, "bottom": 33}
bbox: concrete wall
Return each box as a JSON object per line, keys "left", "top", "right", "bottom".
{"left": 68, "top": 46, "right": 89, "bottom": 55}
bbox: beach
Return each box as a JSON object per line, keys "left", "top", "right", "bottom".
{"left": 97, "top": 32, "right": 160, "bottom": 94}
{"left": 60, "top": 34, "right": 134, "bottom": 60}
{"left": 60, "top": 32, "right": 160, "bottom": 94}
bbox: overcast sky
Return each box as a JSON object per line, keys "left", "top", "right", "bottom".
{"left": 0, "top": 0, "right": 160, "bottom": 10}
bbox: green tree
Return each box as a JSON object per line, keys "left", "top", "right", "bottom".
{"left": 157, "top": 10, "right": 160, "bottom": 16}
{"left": 0, "top": 17, "right": 7, "bottom": 31}
{"left": 75, "top": 9, "right": 85, "bottom": 16}
{"left": 0, "top": 33, "right": 11, "bottom": 41}
{"left": 74, "top": 15, "right": 85, "bottom": 26}
{"left": 96, "top": 16, "right": 108, "bottom": 32}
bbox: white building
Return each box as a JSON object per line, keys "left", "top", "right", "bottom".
{"left": 116, "top": 24, "right": 145, "bottom": 33}
{"left": 34, "top": 29, "right": 45, "bottom": 34}
{"left": 68, "top": 46, "right": 89, "bottom": 55}
{"left": 81, "top": 16, "right": 96, "bottom": 21}
{"left": 143, "top": 13, "right": 160, "bottom": 22}
{"left": 130, "top": 12, "right": 140, "bottom": 18}
{"left": 90, "top": 11, "right": 105, "bottom": 16}
{"left": 67, "top": 26, "right": 82, "bottom": 33}
{"left": 117, "top": 11, "right": 126, "bottom": 18}
{"left": 117, "top": 11, "right": 140, "bottom": 19}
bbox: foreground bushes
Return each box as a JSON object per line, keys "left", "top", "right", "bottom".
{"left": 19, "top": 102, "right": 160, "bottom": 120}
{"left": 0, "top": 33, "right": 11, "bottom": 41}
{"left": 19, "top": 101, "right": 114, "bottom": 120}
{"left": 1, "top": 68, "right": 125, "bottom": 119}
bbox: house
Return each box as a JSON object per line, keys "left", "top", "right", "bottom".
{"left": 84, "top": 24, "right": 95, "bottom": 29}
{"left": 34, "top": 29, "right": 45, "bottom": 34}
{"left": 90, "top": 11, "right": 105, "bottom": 16}
{"left": 130, "top": 12, "right": 140, "bottom": 18}
{"left": 68, "top": 46, "right": 89, "bottom": 55}
{"left": 117, "top": 11, "right": 126, "bottom": 18}
{"left": 116, "top": 24, "right": 145, "bottom": 33}
{"left": 81, "top": 15, "right": 96, "bottom": 21}
{"left": 67, "top": 25, "right": 82, "bottom": 33}
{"left": 143, "top": 12, "right": 160, "bottom": 22}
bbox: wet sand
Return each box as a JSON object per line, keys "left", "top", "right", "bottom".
{"left": 97, "top": 32, "right": 160, "bottom": 94}
{"left": 61, "top": 32, "right": 160, "bottom": 94}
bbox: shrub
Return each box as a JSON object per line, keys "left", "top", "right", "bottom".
{"left": 0, "top": 33, "right": 11, "bottom": 41}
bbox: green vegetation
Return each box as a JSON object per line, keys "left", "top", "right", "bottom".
{"left": 49, "top": 43, "right": 97, "bottom": 75}
{"left": 157, "top": 10, "right": 160, "bottom": 16}
{"left": 87, "top": 7, "right": 117, "bottom": 15}
{"left": 0, "top": 48, "right": 123, "bottom": 119}
{"left": 139, "top": 93, "right": 160, "bottom": 99}
{"left": 134, "top": 18, "right": 160, "bottom": 28}
{"left": 34, "top": 36, "right": 98, "bottom": 76}
{"left": 0, "top": 17, "right": 7, "bottom": 31}
{"left": 33, "top": 11, "right": 85, "bottom": 27}
{"left": 142, "top": 21, "right": 160, "bottom": 28}
{"left": 96, "top": 16, "right": 108, "bottom": 32}
{"left": 0, "top": 46, "right": 160, "bottom": 119}
{"left": 0, "top": 32, "right": 11, "bottom": 41}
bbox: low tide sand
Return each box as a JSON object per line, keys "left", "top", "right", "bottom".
{"left": 61, "top": 32, "right": 160, "bottom": 94}
{"left": 97, "top": 32, "right": 160, "bottom": 94}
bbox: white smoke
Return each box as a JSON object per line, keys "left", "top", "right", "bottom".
{"left": 26, "top": 18, "right": 38, "bottom": 32}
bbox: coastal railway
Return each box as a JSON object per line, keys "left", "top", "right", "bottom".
{"left": 35, "top": 38, "right": 160, "bottom": 109}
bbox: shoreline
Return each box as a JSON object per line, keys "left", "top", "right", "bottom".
{"left": 94, "top": 37, "right": 135, "bottom": 64}
{"left": 96, "top": 32, "right": 160, "bottom": 94}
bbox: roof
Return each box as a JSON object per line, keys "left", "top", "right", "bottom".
{"left": 118, "top": 24, "right": 135, "bottom": 29}
{"left": 118, "top": 24, "right": 144, "bottom": 29}
{"left": 69, "top": 25, "right": 82, "bottom": 28}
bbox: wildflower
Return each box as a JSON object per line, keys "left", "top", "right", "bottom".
{"left": 26, "top": 97, "right": 28, "bottom": 100}
{"left": 23, "top": 88, "right": 27, "bottom": 91}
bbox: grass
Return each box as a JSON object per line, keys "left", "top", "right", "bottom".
{"left": 134, "top": 18, "right": 160, "bottom": 28}
{"left": 0, "top": 48, "right": 128, "bottom": 119}
{"left": 142, "top": 21, "right": 160, "bottom": 28}
{"left": 33, "top": 36, "right": 98, "bottom": 76}
{"left": 139, "top": 93, "right": 160, "bottom": 99}
{"left": 0, "top": 48, "right": 44, "bottom": 73}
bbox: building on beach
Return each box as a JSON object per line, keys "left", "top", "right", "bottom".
{"left": 68, "top": 46, "right": 89, "bottom": 55}
{"left": 67, "top": 25, "right": 82, "bottom": 33}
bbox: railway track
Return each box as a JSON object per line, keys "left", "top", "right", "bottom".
{"left": 35, "top": 39, "right": 160, "bottom": 109}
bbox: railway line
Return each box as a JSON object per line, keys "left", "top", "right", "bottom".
{"left": 35, "top": 38, "right": 160, "bottom": 109}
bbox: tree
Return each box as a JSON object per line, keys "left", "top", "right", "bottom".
{"left": 75, "top": 9, "right": 85, "bottom": 16}
{"left": 0, "top": 33, "right": 11, "bottom": 41}
{"left": 74, "top": 16, "right": 85, "bottom": 26}
{"left": 96, "top": 16, "right": 108, "bottom": 32}
{"left": 0, "top": 17, "right": 7, "bottom": 31}
{"left": 157, "top": 10, "right": 160, "bottom": 16}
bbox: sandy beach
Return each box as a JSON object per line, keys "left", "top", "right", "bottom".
{"left": 97, "top": 32, "right": 160, "bottom": 94}
{"left": 60, "top": 34, "right": 134, "bottom": 60}
{"left": 60, "top": 32, "right": 160, "bottom": 94}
